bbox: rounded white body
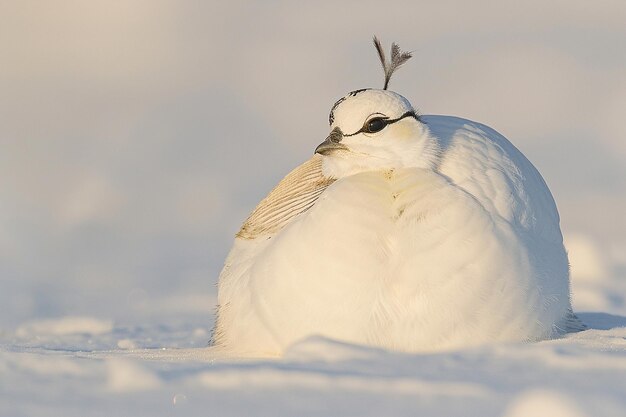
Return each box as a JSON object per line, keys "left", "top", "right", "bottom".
{"left": 214, "top": 115, "right": 580, "bottom": 357}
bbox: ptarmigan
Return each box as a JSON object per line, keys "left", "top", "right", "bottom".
{"left": 213, "top": 37, "right": 583, "bottom": 357}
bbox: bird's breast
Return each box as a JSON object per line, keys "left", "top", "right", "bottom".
{"left": 245, "top": 168, "right": 506, "bottom": 347}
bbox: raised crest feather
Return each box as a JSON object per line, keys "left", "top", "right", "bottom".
{"left": 373, "top": 36, "right": 412, "bottom": 90}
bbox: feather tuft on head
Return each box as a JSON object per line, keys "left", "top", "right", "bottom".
{"left": 373, "top": 36, "right": 412, "bottom": 90}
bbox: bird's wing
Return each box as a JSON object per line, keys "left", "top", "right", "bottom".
{"left": 236, "top": 154, "right": 335, "bottom": 240}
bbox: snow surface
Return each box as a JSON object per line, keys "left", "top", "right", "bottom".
{"left": 2, "top": 296, "right": 626, "bottom": 416}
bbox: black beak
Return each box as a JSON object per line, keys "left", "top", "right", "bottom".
{"left": 315, "top": 127, "right": 348, "bottom": 155}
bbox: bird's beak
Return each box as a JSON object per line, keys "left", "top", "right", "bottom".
{"left": 315, "top": 127, "right": 348, "bottom": 155}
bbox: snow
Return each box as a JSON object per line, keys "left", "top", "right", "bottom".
{"left": 16, "top": 316, "right": 113, "bottom": 338}
{"left": 2, "top": 306, "right": 626, "bottom": 416}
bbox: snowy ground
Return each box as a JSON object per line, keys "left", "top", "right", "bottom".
{"left": 1, "top": 318, "right": 626, "bottom": 417}
{"left": 2, "top": 265, "right": 625, "bottom": 417}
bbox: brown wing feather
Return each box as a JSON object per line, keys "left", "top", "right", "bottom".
{"left": 236, "top": 155, "right": 335, "bottom": 240}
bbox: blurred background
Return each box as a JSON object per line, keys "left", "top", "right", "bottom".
{"left": 1, "top": 0, "right": 624, "bottom": 330}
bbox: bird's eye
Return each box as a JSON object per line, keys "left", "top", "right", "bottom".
{"left": 364, "top": 118, "right": 387, "bottom": 133}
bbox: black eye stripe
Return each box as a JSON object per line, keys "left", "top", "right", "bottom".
{"left": 343, "top": 111, "right": 418, "bottom": 137}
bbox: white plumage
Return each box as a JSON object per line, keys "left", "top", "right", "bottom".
{"left": 213, "top": 46, "right": 582, "bottom": 357}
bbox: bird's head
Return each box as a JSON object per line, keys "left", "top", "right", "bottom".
{"left": 315, "top": 38, "right": 439, "bottom": 178}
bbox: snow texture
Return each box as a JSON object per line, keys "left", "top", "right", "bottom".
{"left": 1, "top": 310, "right": 626, "bottom": 416}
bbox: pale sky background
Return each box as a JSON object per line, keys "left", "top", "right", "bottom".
{"left": 1, "top": 1, "right": 625, "bottom": 328}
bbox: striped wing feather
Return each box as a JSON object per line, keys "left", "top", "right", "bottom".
{"left": 237, "top": 155, "right": 335, "bottom": 239}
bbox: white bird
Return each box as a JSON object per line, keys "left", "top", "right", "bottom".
{"left": 213, "top": 38, "right": 583, "bottom": 357}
